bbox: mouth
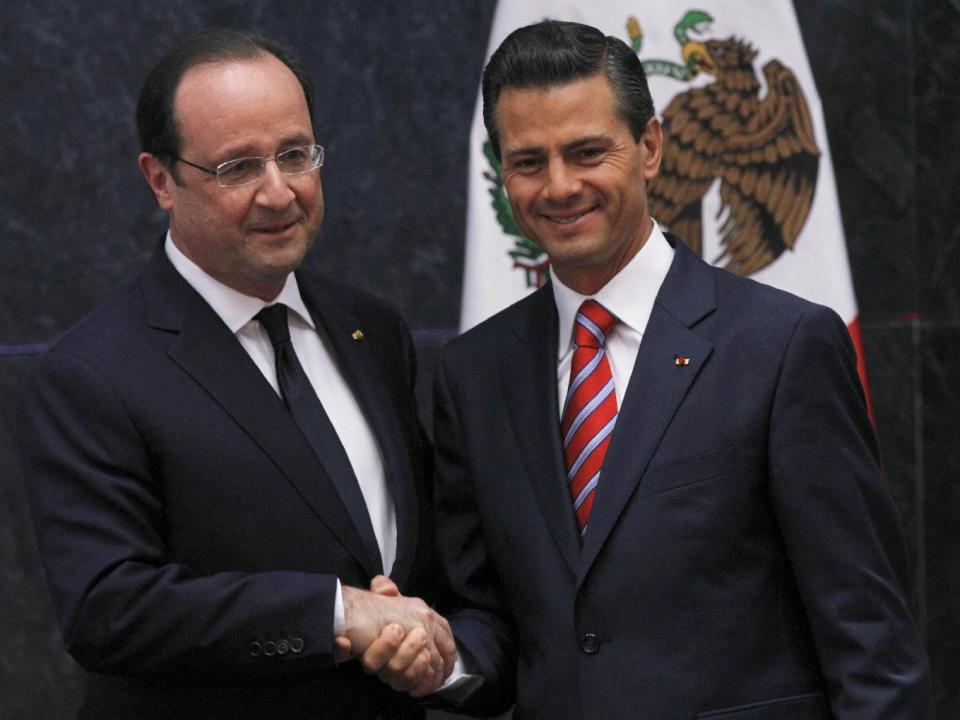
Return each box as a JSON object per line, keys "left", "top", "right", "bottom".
{"left": 251, "top": 218, "right": 300, "bottom": 236}
{"left": 541, "top": 205, "right": 598, "bottom": 226}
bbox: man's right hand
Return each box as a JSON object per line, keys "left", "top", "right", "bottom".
{"left": 340, "top": 581, "right": 455, "bottom": 693}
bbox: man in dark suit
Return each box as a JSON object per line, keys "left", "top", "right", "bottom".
{"left": 427, "top": 20, "right": 935, "bottom": 719}
{"left": 18, "top": 28, "right": 452, "bottom": 719}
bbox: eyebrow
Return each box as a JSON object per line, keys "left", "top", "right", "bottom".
{"left": 565, "top": 134, "right": 614, "bottom": 152}
{"left": 503, "top": 146, "right": 543, "bottom": 161}
{"left": 217, "top": 133, "right": 315, "bottom": 161}
{"left": 503, "top": 134, "right": 614, "bottom": 160}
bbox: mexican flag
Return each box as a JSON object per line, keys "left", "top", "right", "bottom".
{"left": 460, "top": 1, "right": 871, "bottom": 410}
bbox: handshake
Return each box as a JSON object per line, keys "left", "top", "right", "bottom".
{"left": 337, "top": 576, "right": 456, "bottom": 697}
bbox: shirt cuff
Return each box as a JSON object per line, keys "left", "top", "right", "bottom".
{"left": 333, "top": 578, "right": 346, "bottom": 636}
{"left": 435, "top": 645, "right": 482, "bottom": 702}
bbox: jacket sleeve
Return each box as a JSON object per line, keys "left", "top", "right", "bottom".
{"left": 767, "top": 304, "right": 935, "bottom": 718}
{"left": 431, "top": 347, "right": 517, "bottom": 717}
{"left": 18, "top": 348, "right": 339, "bottom": 679}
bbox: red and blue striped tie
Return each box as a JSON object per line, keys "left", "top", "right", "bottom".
{"left": 561, "top": 300, "right": 618, "bottom": 536}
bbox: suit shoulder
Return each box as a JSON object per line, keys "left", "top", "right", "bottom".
{"left": 20, "top": 276, "right": 151, "bottom": 415}
{"left": 709, "top": 264, "right": 843, "bottom": 331}
{"left": 42, "top": 276, "right": 146, "bottom": 363}
{"left": 298, "top": 269, "right": 412, "bottom": 339}
{"left": 446, "top": 286, "right": 549, "bottom": 355}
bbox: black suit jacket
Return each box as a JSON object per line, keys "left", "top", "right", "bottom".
{"left": 18, "top": 246, "right": 438, "bottom": 719}
{"left": 434, "top": 238, "right": 934, "bottom": 719}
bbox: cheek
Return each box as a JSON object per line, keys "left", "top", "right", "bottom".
{"left": 292, "top": 177, "right": 323, "bottom": 214}
{"left": 308, "top": 184, "right": 325, "bottom": 214}
{"left": 218, "top": 194, "right": 256, "bottom": 228}
{"left": 503, "top": 178, "right": 537, "bottom": 213}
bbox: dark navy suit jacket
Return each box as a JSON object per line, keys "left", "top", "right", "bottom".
{"left": 433, "top": 237, "right": 934, "bottom": 719}
{"left": 18, "top": 246, "right": 437, "bottom": 719}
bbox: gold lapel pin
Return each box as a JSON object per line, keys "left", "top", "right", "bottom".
{"left": 674, "top": 355, "right": 690, "bottom": 366}
{"left": 352, "top": 329, "right": 364, "bottom": 341}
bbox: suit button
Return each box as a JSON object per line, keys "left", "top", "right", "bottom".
{"left": 276, "top": 639, "right": 290, "bottom": 655}
{"left": 290, "top": 637, "right": 305, "bottom": 653}
{"left": 580, "top": 633, "right": 600, "bottom": 654}
{"left": 263, "top": 640, "right": 277, "bottom": 656}
{"left": 249, "top": 641, "right": 262, "bottom": 657}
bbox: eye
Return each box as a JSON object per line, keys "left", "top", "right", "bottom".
{"left": 220, "top": 158, "right": 256, "bottom": 180}
{"left": 279, "top": 147, "right": 309, "bottom": 164}
{"left": 509, "top": 156, "right": 543, "bottom": 173}
{"left": 576, "top": 146, "right": 605, "bottom": 162}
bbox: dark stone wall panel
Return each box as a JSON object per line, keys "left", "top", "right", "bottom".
{"left": 915, "top": 0, "right": 960, "bottom": 320}
{"left": 794, "top": 0, "right": 917, "bottom": 318}
{"left": 921, "top": 325, "right": 960, "bottom": 718}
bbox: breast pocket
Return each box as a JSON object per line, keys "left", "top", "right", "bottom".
{"left": 638, "top": 445, "right": 737, "bottom": 498}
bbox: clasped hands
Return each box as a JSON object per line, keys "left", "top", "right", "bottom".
{"left": 336, "top": 576, "right": 455, "bottom": 697}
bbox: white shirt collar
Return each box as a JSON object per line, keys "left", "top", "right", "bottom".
{"left": 552, "top": 222, "right": 674, "bottom": 355}
{"left": 164, "top": 231, "right": 315, "bottom": 332}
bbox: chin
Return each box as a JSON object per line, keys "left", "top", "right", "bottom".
{"left": 542, "top": 240, "right": 605, "bottom": 266}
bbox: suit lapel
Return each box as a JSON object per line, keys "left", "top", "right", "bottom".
{"left": 140, "top": 249, "right": 379, "bottom": 576}
{"left": 298, "top": 272, "right": 418, "bottom": 584}
{"left": 577, "top": 240, "right": 717, "bottom": 583}
{"left": 501, "top": 286, "right": 580, "bottom": 575}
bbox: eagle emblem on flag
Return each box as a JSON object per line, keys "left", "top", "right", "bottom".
{"left": 636, "top": 11, "right": 821, "bottom": 276}
{"left": 483, "top": 10, "right": 821, "bottom": 285}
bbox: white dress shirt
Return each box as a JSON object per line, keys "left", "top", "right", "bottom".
{"left": 165, "top": 233, "right": 396, "bottom": 633}
{"left": 552, "top": 222, "right": 675, "bottom": 413}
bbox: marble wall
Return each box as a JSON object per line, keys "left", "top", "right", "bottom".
{"left": 1, "top": 1, "right": 956, "bottom": 717}
{"left": 794, "top": 2, "right": 960, "bottom": 714}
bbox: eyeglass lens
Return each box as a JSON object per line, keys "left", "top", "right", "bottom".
{"left": 217, "top": 145, "right": 324, "bottom": 187}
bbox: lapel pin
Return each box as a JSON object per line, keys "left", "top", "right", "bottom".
{"left": 352, "top": 329, "right": 364, "bottom": 341}
{"left": 674, "top": 355, "right": 690, "bottom": 366}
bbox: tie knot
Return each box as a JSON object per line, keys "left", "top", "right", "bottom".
{"left": 256, "top": 304, "right": 290, "bottom": 347}
{"left": 574, "top": 300, "right": 615, "bottom": 349}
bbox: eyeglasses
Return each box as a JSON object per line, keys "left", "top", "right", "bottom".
{"left": 173, "top": 144, "right": 325, "bottom": 188}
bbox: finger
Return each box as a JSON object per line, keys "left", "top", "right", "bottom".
{"left": 421, "top": 638, "right": 443, "bottom": 679}
{"left": 384, "top": 626, "right": 429, "bottom": 676}
{"left": 408, "top": 658, "right": 443, "bottom": 697}
{"left": 379, "top": 634, "right": 432, "bottom": 692}
{"left": 409, "top": 673, "right": 442, "bottom": 698}
{"left": 369, "top": 575, "right": 400, "bottom": 596}
{"left": 386, "top": 648, "right": 433, "bottom": 693}
{"left": 360, "top": 623, "right": 405, "bottom": 673}
{"left": 428, "top": 613, "right": 457, "bottom": 678}
{"left": 334, "top": 635, "right": 353, "bottom": 665}
{"left": 432, "top": 645, "right": 444, "bottom": 677}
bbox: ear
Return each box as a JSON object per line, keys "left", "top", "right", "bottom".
{"left": 138, "top": 153, "right": 176, "bottom": 212}
{"left": 640, "top": 117, "right": 663, "bottom": 180}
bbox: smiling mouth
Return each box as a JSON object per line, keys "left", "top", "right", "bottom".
{"left": 252, "top": 219, "right": 299, "bottom": 234}
{"left": 543, "top": 207, "right": 596, "bottom": 225}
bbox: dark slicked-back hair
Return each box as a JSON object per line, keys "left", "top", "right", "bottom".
{"left": 136, "top": 27, "right": 314, "bottom": 174}
{"left": 482, "top": 20, "right": 655, "bottom": 160}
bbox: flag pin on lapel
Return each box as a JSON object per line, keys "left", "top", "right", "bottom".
{"left": 674, "top": 355, "right": 690, "bottom": 367}
{"left": 352, "top": 329, "right": 364, "bottom": 341}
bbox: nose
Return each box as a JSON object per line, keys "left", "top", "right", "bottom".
{"left": 544, "top": 158, "right": 581, "bottom": 202}
{"left": 254, "top": 160, "right": 296, "bottom": 209}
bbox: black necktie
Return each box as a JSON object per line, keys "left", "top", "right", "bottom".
{"left": 255, "top": 303, "right": 382, "bottom": 573}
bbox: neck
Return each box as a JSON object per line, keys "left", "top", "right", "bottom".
{"left": 554, "top": 217, "right": 653, "bottom": 295}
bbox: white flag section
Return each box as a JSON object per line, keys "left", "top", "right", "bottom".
{"left": 460, "top": 0, "right": 871, "bottom": 405}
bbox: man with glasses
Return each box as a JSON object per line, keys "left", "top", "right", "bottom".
{"left": 19, "top": 28, "right": 451, "bottom": 719}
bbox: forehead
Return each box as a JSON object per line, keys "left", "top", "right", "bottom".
{"left": 496, "top": 74, "right": 626, "bottom": 150}
{"left": 174, "top": 54, "right": 313, "bottom": 156}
